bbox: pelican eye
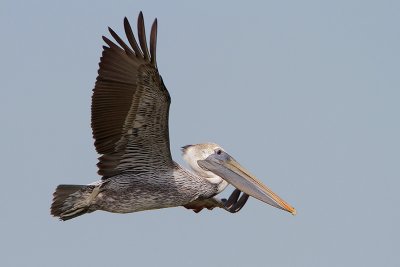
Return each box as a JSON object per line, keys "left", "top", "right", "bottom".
{"left": 216, "top": 149, "right": 222, "bottom": 155}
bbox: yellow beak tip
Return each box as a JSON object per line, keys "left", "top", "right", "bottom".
{"left": 291, "top": 209, "right": 297, "bottom": 216}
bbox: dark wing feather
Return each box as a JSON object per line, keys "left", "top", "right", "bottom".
{"left": 150, "top": 19, "right": 158, "bottom": 67}
{"left": 92, "top": 12, "right": 173, "bottom": 178}
{"left": 124, "top": 17, "right": 142, "bottom": 57}
{"left": 137, "top": 12, "right": 150, "bottom": 61}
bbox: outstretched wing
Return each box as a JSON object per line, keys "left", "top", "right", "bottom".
{"left": 92, "top": 12, "right": 173, "bottom": 178}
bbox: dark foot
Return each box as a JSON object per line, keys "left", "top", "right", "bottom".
{"left": 221, "top": 189, "right": 249, "bottom": 213}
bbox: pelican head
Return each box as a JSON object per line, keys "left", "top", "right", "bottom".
{"left": 182, "top": 143, "right": 296, "bottom": 215}
{"left": 182, "top": 143, "right": 229, "bottom": 193}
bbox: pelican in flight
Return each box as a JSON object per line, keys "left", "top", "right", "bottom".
{"left": 51, "top": 12, "right": 296, "bottom": 221}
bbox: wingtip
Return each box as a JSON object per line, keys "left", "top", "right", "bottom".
{"left": 123, "top": 17, "right": 129, "bottom": 24}
{"left": 107, "top": 26, "right": 115, "bottom": 36}
{"left": 102, "top": 35, "right": 112, "bottom": 45}
{"left": 123, "top": 16, "right": 130, "bottom": 26}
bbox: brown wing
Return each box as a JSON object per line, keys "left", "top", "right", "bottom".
{"left": 92, "top": 12, "right": 173, "bottom": 178}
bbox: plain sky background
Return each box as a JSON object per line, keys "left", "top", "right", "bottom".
{"left": 1, "top": 1, "right": 399, "bottom": 266}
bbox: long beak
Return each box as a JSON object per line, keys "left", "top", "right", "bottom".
{"left": 198, "top": 155, "right": 296, "bottom": 215}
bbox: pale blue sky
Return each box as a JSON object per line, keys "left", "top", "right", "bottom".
{"left": 1, "top": 1, "right": 399, "bottom": 266}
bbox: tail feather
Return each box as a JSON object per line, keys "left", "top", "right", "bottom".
{"left": 51, "top": 184, "right": 96, "bottom": 221}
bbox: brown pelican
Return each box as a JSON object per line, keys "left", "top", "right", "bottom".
{"left": 51, "top": 12, "right": 296, "bottom": 221}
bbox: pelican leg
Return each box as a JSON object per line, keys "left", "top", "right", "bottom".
{"left": 222, "top": 188, "right": 241, "bottom": 208}
{"left": 183, "top": 197, "right": 222, "bottom": 213}
{"left": 183, "top": 189, "right": 249, "bottom": 213}
{"left": 221, "top": 189, "right": 249, "bottom": 213}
